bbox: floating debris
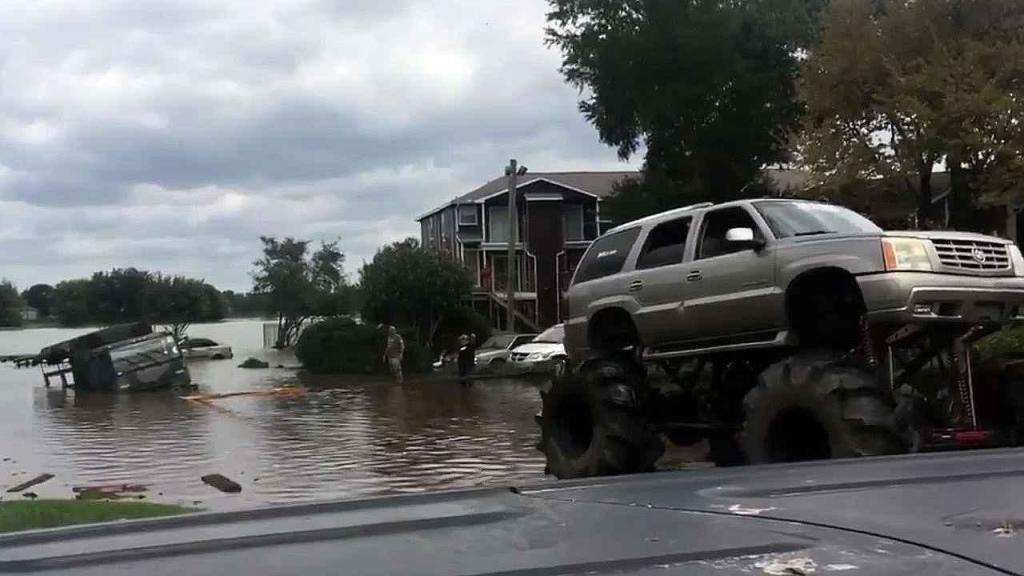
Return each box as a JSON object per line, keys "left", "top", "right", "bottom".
{"left": 73, "top": 483, "right": 148, "bottom": 500}
{"left": 7, "top": 473, "right": 54, "bottom": 493}
{"left": 202, "top": 474, "right": 242, "bottom": 493}
{"left": 238, "top": 358, "right": 270, "bottom": 369}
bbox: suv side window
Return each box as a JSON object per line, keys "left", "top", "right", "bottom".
{"left": 636, "top": 217, "right": 692, "bottom": 270}
{"left": 696, "top": 207, "right": 764, "bottom": 260}
{"left": 573, "top": 227, "right": 642, "bottom": 284}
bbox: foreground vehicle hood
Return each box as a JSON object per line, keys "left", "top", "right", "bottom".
{"left": 5, "top": 450, "right": 1024, "bottom": 575}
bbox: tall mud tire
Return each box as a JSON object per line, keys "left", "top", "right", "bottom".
{"left": 741, "top": 352, "right": 904, "bottom": 464}
{"left": 537, "top": 358, "right": 664, "bottom": 479}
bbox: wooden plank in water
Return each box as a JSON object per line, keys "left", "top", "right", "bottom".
{"left": 7, "top": 473, "right": 55, "bottom": 493}
{"left": 201, "top": 474, "right": 242, "bottom": 493}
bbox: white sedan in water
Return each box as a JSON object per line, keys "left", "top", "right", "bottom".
{"left": 509, "top": 324, "right": 566, "bottom": 374}
{"left": 179, "top": 337, "right": 234, "bottom": 360}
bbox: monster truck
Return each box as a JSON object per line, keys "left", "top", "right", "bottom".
{"left": 537, "top": 198, "right": 1024, "bottom": 478}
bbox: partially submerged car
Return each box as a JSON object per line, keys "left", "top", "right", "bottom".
{"left": 510, "top": 324, "right": 566, "bottom": 374}
{"left": 179, "top": 337, "right": 234, "bottom": 360}
{"left": 37, "top": 323, "right": 191, "bottom": 392}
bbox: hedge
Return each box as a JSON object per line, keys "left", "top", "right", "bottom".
{"left": 295, "top": 317, "right": 433, "bottom": 375}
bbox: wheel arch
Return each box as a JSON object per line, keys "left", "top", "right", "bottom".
{"left": 587, "top": 306, "right": 641, "bottom": 356}
{"left": 784, "top": 267, "right": 865, "bottom": 319}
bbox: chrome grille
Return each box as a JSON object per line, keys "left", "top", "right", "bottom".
{"left": 931, "top": 238, "right": 1010, "bottom": 272}
{"left": 510, "top": 352, "right": 529, "bottom": 362}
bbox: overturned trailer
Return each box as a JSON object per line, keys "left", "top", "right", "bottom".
{"left": 36, "top": 323, "right": 191, "bottom": 392}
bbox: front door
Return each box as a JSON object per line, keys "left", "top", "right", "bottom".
{"left": 676, "top": 206, "right": 779, "bottom": 346}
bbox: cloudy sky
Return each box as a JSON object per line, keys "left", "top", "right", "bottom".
{"left": 0, "top": 0, "right": 635, "bottom": 291}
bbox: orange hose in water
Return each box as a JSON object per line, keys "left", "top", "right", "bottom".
{"left": 180, "top": 387, "right": 307, "bottom": 402}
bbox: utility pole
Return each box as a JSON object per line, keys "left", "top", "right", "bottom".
{"left": 504, "top": 159, "right": 526, "bottom": 332}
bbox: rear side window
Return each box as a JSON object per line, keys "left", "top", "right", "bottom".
{"left": 573, "top": 228, "right": 642, "bottom": 284}
{"left": 637, "top": 217, "right": 692, "bottom": 270}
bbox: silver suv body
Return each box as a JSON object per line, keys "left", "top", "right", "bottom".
{"left": 565, "top": 199, "right": 1024, "bottom": 362}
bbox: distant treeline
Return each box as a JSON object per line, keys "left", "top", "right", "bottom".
{"left": 2, "top": 269, "right": 271, "bottom": 330}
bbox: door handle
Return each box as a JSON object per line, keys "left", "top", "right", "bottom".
{"left": 629, "top": 280, "right": 644, "bottom": 292}
{"left": 686, "top": 271, "right": 702, "bottom": 282}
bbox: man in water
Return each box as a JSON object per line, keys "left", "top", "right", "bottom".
{"left": 456, "top": 333, "right": 477, "bottom": 387}
{"left": 384, "top": 326, "right": 405, "bottom": 384}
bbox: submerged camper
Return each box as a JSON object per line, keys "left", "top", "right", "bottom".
{"left": 37, "top": 323, "right": 191, "bottom": 392}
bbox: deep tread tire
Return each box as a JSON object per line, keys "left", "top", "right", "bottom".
{"left": 741, "top": 351, "right": 904, "bottom": 464}
{"left": 538, "top": 358, "right": 663, "bottom": 479}
{"left": 993, "top": 360, "right": 1024, "bottom": 445}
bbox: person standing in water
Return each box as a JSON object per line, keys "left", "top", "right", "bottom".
{"left": 384, "top": 326, "right": 405, "bottom": 384}
{"left": 456, "top": 333, "right": 477, "bottom": 387}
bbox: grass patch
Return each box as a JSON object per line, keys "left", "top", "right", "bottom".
{"left": 0, "top": 500, "right": 194, "bottom": 534}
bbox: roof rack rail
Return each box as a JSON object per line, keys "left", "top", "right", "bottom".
{"left": 606, "top": 201, "right": 716, "bottom": 234}
{"left": 677, "top": 201, "right": 714, "bottom": 211}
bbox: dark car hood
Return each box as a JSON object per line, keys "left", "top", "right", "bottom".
{"left": 4, "top": 449, "right": 1024, "bottom": 575}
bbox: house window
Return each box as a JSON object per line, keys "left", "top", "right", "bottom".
{"left": 563, "top": 204, "right": 584, "bottom": 241}
{"left": 489, "top": 205, "right": 510, "bottom": 242}
{"left": 464, "top": 249, "right": 480, "bottom": 286}
{"left": 459, "top": 205, "right": 478, "bottom": 225}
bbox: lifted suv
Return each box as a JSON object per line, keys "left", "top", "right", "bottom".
{"left": 537, "top": 199, "right": 1024, "bottom": 477}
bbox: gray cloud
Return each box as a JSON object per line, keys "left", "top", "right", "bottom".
{"left": 0, "top": 0, "right": 635, "bottom": 291}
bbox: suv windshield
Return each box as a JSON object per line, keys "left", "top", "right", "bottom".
{"left": 533, "top": 325, "right": 564, "bottom": 344}
{"left": 480, "top": 335, "right": 515, "bottom": 350}
{"left": 754, "top": 201, "right": 881, "bottom": 238}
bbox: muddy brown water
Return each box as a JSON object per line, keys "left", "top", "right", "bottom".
{"left": 0, "top": 320, "right": 546, "bottom": 510}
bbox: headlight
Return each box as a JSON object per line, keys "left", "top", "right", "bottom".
{"left": 526, "top": 352, "right": 545, "bottom": 361}
{"left": 881, "top": 238, "right": 933, "bottom": 271}
{"left": 1010, "top": 245, "right": 1024, "bottom": 277}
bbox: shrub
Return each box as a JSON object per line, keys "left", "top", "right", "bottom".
{"left": 433, "top": 307, "right": 493, "bottom": 354}
{"left": 976, "top": 323, "right": 1024, "bottom": 360}
{"left": 296, "top": 318, "right": 432, "bottom": 375}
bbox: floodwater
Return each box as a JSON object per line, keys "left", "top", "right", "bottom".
{"left": 0, "top": 320, "right": 546, "bottom": 510}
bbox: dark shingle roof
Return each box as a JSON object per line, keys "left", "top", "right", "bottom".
{"left": 417, "top": 171, "right": 639, "bottom": 221}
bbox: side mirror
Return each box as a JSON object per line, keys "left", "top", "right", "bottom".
{"left": 725, "top": 227, "right": 766, "bottom": 251}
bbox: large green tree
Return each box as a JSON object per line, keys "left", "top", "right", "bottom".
{"left": 0, "top": 281, "right": 24, "bottom": 327}
{"left": 221, "top": 290, "right": 269, "bottom": 317}
{"left": 89, "top": 268, "right": 151, "bottom": 324}
{"left": 21, "top": 284, "right": 54, "bottom": 318}
{"left": 251, "top": 237, "right": 351, "bottom": 348}
{"left": 547, "top": 0, "right": 825, "bottom": 222}
{"left": 142, "top": 275, "right": 224, "bottom": 341}
{"left": 359, "top": 238, "right": 471, "bottom": 347}
{"left": 799, "top": 0, "right": 1024, "bottom": 225}
{"left": 51, "top": 279, "right": 94, "bottom": 326}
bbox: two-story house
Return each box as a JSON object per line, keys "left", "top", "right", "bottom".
{"left": 417, "top": 171, "right": 639, "bottom": 330}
